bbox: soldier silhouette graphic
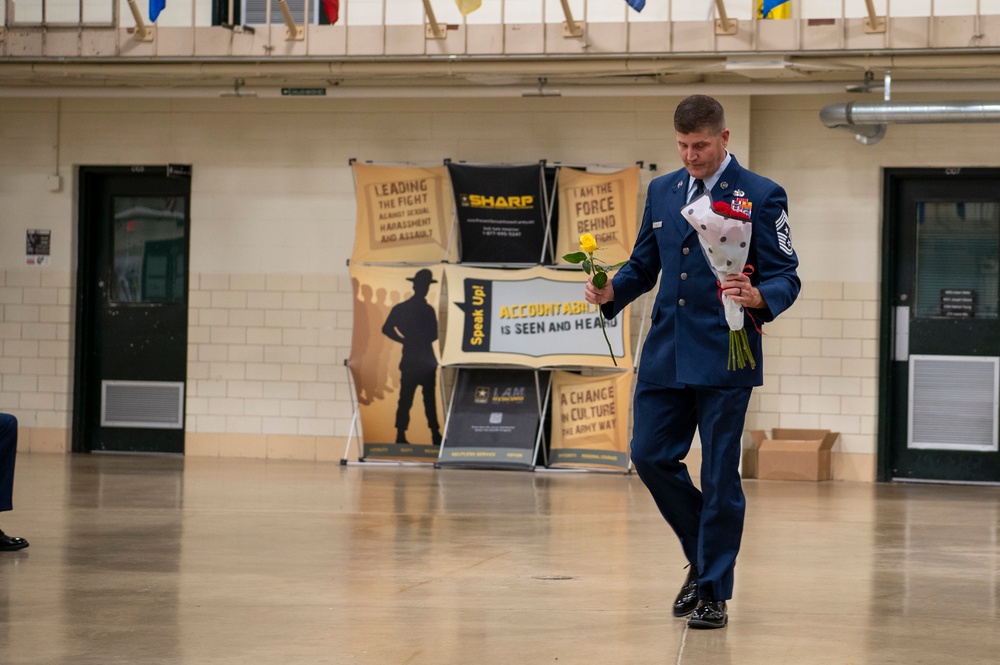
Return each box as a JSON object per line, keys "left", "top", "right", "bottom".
{"left": 381, "top": 269, "right": 442, "bottom": 445}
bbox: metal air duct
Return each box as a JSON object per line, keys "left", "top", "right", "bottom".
{"left": 820, "top": 100, "right": 1000, "bottom": 145}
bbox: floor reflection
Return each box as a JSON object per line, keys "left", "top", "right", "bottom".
{"left": 63, "top": 455, "right": 184, "bottom": 662}
{"left": 1, "top": 454, "right": 998, "bottom": 664}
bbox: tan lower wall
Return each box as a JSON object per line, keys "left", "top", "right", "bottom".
{"left": 184, "top": 432, "right": 347, "bottom": 461}
{"left": 17, "top": 427, "right": 69, "bottom": 453}
{"left": 20, "top": 427, "right": 877, "bottom": 481}
{"left": 18, "top": 428, "right": 349, "bottom": 461}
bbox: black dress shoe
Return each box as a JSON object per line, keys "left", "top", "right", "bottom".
{"left": 0, "top": 529, "right": 28, "bottom": 552}
{"left": 688, "top": 600, "right": 728, "bottom": 629}
{"left": 672, "top": 565, "right": 699, "bottom": 617}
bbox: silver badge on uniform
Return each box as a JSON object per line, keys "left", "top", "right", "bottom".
{"left": 652, "top": 221, "right": 663, "bottom": 228}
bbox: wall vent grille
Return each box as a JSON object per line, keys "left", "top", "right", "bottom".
{"left": 101, "top": 381, "right": 185, "bottom": 430}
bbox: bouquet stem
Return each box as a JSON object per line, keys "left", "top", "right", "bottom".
{"left": 728, "top": 329, "right": 757, "bottom": 371}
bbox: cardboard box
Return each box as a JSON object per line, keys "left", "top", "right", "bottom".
{"left": 744, "top": 429, "right": 839, "bottom": 481}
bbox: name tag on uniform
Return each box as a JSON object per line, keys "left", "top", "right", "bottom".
{"left": 652, "top": 221, "right": 663, "bottom": 228}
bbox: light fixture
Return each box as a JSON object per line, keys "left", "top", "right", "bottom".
{"left": 220, "top": 78, "right": 257, "bottom": 98}
{"left": 522, "top": 78, "right": 561, "bottom": 98}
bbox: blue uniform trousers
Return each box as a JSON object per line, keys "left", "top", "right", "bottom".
{"left": 0, "top": 414, "right": 17, "bottom": 513}
{"left": 630, "top": 380, "right": 751, "bottom": 602}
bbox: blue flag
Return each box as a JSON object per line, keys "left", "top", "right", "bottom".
{"left": 626, "top": 0, "right": 645, "bottom": 11}
{"left": 150, "top": 0, "right": 165, "bottom": 22}
{"left": 760, "top": 0, "right": 790, "bottom": 17}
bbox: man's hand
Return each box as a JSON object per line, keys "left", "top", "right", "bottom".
{"left": 585, "top": 277, "right": 615, "bottom": 306}
{"left": 721, "top": 273, "right": 765, "bottom": 310}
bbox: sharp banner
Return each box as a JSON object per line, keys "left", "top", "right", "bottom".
{"left": 447, "top": 163, "right": 547, "bottom": 264}
{"left": 555, "top": 166, "right": 640, "bottom": 267}
{"left": 350, "top": 163, "right": 454, "bottom": 263}
{"left": 347, "top": 264, "right": 446, "bottom": 462}
{"left": 548, "top": 371, "right": 632, "bottom": 471}
{"left": 441, "top": 266, "right": 631, "bottom": 369}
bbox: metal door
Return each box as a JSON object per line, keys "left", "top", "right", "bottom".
{"left": 73, "top": 166, "right": 192, "bottom": 453}
{"left": 881, "top": 169, "right": 1000, "bottom": 483}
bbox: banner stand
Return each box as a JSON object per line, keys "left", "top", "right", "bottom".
{"left": 341, "top": 360, "right": 365, "bottom": 464}
{"left": 437, "top": 366, "right": 548, "bottom": 470}
{"left": 533, "top": 369, "right": 553, "bottom": 467}
{"left": 342, "top": 361, "right": 436, "bottom": 466}
{"left": 346, "top": 264, "right": 445, "bottom": 464}
{"left": 544, "top": 369, "right": 633, "bottom": 472}
{"left": 538, "top": 160, "right": 553, "bottom": 264}
{"left": 540, "top": 166, "right": 558, "bottom": 265}
{"left": 436, "top": 367, "right": 462, "bottom": 466}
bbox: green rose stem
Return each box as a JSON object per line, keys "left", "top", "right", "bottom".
{"left": 588, "top": 253, "right": 618, "bottom": 367}
{"left": 564, "top": 244, "right": 624, "bottom": 367}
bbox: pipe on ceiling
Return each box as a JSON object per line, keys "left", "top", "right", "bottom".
{"left": 820, "top": 100, "right": 1000, "bottom": 145}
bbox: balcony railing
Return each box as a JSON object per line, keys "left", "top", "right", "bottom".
{"left": 5, "top": 1, "right": 1000, "bottom": 29}
{"left": 2, "top": 0, "right": 999, "bottom": 58}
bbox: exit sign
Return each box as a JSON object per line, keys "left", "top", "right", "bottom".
{"left": 281, "top": 87, "right": 327, "bottom": 97}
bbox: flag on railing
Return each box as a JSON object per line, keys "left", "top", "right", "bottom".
{"left": 626, "top": 0, "right": 645, "bottom": 11}
{"left": 149, "top": 0, "right": 165, "bottom": 22}
{"left": 759, "top": 0, "right": 791, "bottom": 19}
{"left": 323, "top": 0, "right": 339, "bottom": 24}
{"left": 456, "top": 0, "right": 482, "bottom": 15}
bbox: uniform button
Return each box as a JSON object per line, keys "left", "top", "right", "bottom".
{"left": 680, "top": 273, "right": 688, "bottom": 280}
{"left": 678, "top": 299, "right": 686, "bottom": 307}
{"left": 682, "top": 247, "right": 690, "bottom": 255}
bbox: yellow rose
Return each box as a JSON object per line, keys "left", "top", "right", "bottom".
{"left": 579, "top": 233, "right": 598, "bottom": 254}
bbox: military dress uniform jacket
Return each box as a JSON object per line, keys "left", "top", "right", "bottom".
{"left": 606, "top": 156, "right": 800, "bottom": 388}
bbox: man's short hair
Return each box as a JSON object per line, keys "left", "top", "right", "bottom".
{"left": 674, "top": 95, "right": 726, "bottom": 135}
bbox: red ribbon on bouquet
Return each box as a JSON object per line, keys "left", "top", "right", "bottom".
{"left": 716, "top": 264, "right": 763, "bottom": 335}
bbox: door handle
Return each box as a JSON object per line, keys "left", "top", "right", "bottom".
{"left": 894, "top": 305, "right": 910, "bottom": 362}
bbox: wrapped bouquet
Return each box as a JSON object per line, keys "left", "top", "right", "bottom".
{"left": 680, "top": 194, "right": 756, "bottom": 370}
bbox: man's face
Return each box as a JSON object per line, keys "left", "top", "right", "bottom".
{"left": 676, "top": 127, "right": 730, "bottom": 180}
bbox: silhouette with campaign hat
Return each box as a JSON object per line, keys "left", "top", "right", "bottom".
{"left": 381, "top": 269, "right": 442, "bottom": 445}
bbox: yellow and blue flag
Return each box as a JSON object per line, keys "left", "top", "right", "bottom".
{"left": 759, "top": 0, "right": 791, "bottom": 19}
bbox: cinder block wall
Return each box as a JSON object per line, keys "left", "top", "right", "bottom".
{"left": 4, "top": 93, "right": 1000, "bottom": 478}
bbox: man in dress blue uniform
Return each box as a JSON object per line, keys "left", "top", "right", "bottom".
{"left": 0, "top": 413, "right": 29, "bottom": 551}
{"left": 586, "top": 95, "right": 799, "bottom": 628}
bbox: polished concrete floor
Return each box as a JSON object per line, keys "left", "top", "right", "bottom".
{"left": 1, "top": 453, "right": 998, "bottom": 664}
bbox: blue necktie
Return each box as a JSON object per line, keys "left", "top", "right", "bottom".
{"left": 689, "top": 179, "right": 705, "bottom": 203}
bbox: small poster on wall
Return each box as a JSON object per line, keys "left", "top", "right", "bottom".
{"left": 26, "top": 229, "right": 51, "bottom": 265}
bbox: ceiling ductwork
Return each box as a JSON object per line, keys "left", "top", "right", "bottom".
{"left": 820, "top": 100, "right": 1000, "bottom": 145}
